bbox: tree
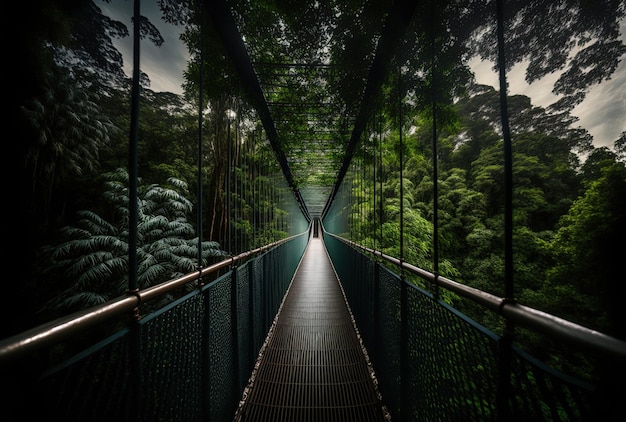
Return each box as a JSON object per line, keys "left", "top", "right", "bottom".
{"left": 21, "top": 68, "right": 117, "bottom": 231}
{"left": 542, "top": 162, "right": 626, "bottom": 339}
{"left": 466, "top": 0, "right": 626, "bottom": 113}
{"left": 615, "top": 131, "right": 626, "bottom": 162}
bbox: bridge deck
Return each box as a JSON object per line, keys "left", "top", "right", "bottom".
{"left": 234, "top": 237, "right": 387, "bottom": 421}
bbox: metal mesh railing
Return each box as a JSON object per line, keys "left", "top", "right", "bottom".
{"left": 323, "top": 231, "right": 609, "bottom": 421}
{"left": 3, "top": 232, "right": 309, "bottom": 421}
{"left": 405, "top": 286, "right": 499, "bottom": 420}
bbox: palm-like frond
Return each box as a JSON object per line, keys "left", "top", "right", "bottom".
{"left": 73, "top": 259, "right": 117, "bottom": 290}
{"left": 137, "top": 260, "right": 168, "bottom": 289}
{"left": 43, "top": 168, "right": 227, "bottom": 314}
{"left": 75, "top": 210, "right": 118, "bottom": 234}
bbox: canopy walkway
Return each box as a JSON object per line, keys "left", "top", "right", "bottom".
{"left": 2, "top": 228, "right": 624, "bottom": 420}
{"left": 5, "top": 0, "right": 626, "bottom": 421}
{"left": 234, "top": 237, "right": 387, "bottom": 421}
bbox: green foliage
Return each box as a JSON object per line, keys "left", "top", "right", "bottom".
{"left": 21, "top": 67, "right": 117, "bottom": 228}
{"left": 14, "top": 0, "right": 626, "bottom": 389}
{"left": 544, "top": 163, "right": 626, "bottom": 338}
{"left": 40, "top": 169, "right": 226, "bottom": 316}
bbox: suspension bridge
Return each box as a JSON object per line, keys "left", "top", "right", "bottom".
{"left": 3, "top": 0, "right": 626, "bottom": 421}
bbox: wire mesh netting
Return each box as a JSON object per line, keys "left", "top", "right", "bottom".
{"left": 23, "top": 233, "right": 309, "bottom": 421}
{"left": 322, "top": 232, "right": 602, "bottom": 421}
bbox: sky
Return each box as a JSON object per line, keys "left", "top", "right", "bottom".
{"left": 98, "top": 0, "right": 625, "bottom": 150}
{"left": 97, "top": 0, "right": 189, "bottom": 95}
{"left": 468, "top": 17, "right": 626, "bottom": 150}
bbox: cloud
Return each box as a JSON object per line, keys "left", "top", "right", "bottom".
{"left": 571, "top": 19, "right": 626, "bottom": 149}
{"left": 98, "top": 0, "right": 188, "bottom": 95}
{"left": 469, "top": 56, "right": 563, "bottom": 109}
{"left": 468, "top": 26, "right": 626, "bottom": 151}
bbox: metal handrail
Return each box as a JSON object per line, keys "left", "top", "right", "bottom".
{"left": 324, "top": 230, "right": 626, "bottom": 361}
{"left": 0, "top": 229, "right": 311, "bottom": 364}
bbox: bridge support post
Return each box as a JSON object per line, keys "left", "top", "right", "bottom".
{"left": 201, "top": 288, "right": 211, "bottom": 419}
{"left": 248, "top": 261, "right": 256, "bottom": 363}
{"left": 373, "top": 263, "right": 381, "bottom": 366}
{"left": 496, "top": 326, "right": 513, "bottom": 421}
{"left": 400, "top": 278, "right": 409, "bottom": 421}
{"left": 231, "top": 266, "right": 241, "bottom": 395}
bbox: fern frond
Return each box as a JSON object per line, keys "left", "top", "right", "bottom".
{"left": 138, "top": 263, "right": 168, "bottom": 288}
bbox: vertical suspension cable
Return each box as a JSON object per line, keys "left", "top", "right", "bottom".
{"left": 260, "top": 143, "right": 264, "bottom": 243}
{"left": 263, "top": 148, "right": 268, "bottom": 244}
{"left": 350, "top": 162, "right": 354, "bottom": 241}
{"left": 364, "top": 138, "right": 368, "bottom": 244}
{"left": 367, "top": 122, "right": 376, "bottom": 249}
{"left": 364, "top": 145, "right": 367, "bottom": 244}
{"left": 277, "top": 175, "right": 282, "bottom": 238}
{"left": 227, "top": 108, "right": 232, "bottom": 255}
{"left": 373, "top": 112, "right": 382, "bottom": 365}
{"left": 361, "top": 143, "right": 365, "bottom": 243}
{"left": 370, "top": 122, "right": 375, "bottom": 250}
{"left": 128, "top": 2, "right": 141, "bottom": 419}
{"left": 268, "top": 166, "right": 272, "bottom": 242}
{"left": 379, "top": 110, "right": 384, "bottom": 251}
{"left": 196, "top": 19, "right": 204, "bottom": 277}
{"left": 355, "top": 159, "right": 358, "bottom": 241}
{"left": 352, "top": 163, "right": 356, "bottom": 241}
{"left": 430, "top": 19, "right": 440, "bottom": 299}
{"left": 230, "top": 109, "right": 241, "bottom": 392}
{"left": 497, "top": 0, "right": 514, "bottom": 302}
{"left": 398, "top": 71, "right": 404, "bottom": 266}
{"left": 356, "top": 155, "right": 361, "bottom": 275}
{"left": 257, "top": 140, "right": 262, "bottom": 245}
{"left": 256, "top": 143, "right": 260, "bottom": 244}
{"left": 240, "top": 112, "right": 244, "bottom": 249}
{"left": 251, "top": 130, "right": 256, "bottom": 248}
{"left": 271, "top": 169, "right": 275, "bottom": 243}
{"left": 128, "top": 0, "right": 140, "bottom": 296}
{"left": 277, "top": 172, "right": 281, "bottom": 239}
{"left": 233, "top": 108, "right": 237, "bottom": 255}
{"left": 398, "top": 65, "right": 409, "bottom": 422}
{"left": 245, "top": 128, "right": 251, "bottom": 251}
{"left": 369, "top": 130, "right": 373, "bottom": 249}
{"left": 235, "top": 104, "right": 240, "bottom": 255}
{"left": 496, "top": 0, "right": 514, "bottom": 419}
{"left": 237, "top": 105, "right": 244, "bottom": 251}
{"left": 196, "top": 15, "right": 212, "bottom": 418}
{"left": 273, "top": 154, "right": 276, "bottom": 238}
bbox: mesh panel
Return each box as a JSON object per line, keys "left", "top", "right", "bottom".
{"left": 323, "top": 235, "right": 602, "bottom": 421}
{"left": 20, "top": 233, "right": 604, "bottom": 420}
{"left": 38, "top": 331, "right": 133, "bottom": 421}
{"left": 237, "top": 263, "right": 253, "bottom": 391}
{"left": 406, "top": 286, "right": 498, "bottom": 420}
{"left": 508, "top": 347, "right": 595, "bottom": 421}
{"left": 206, "top": 271, "right": 238, "bottom": 420}
{"left": 252, "top": 256, "right": 266, "bottom": 353}
{"left": 27, "top": 233, "right": 308, "bottom": 421}
{"left": 376, "top": 264, "right": 402, "bottom": 419}
{"left": 140, "top": 292, "right": 205, "bottom": 421}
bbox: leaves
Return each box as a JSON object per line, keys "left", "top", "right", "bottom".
{"left": 41, "top": 169, "right": 227, "bottom": 315}
{"left": 467, "top": 0, "right": 626, "bottom": 113}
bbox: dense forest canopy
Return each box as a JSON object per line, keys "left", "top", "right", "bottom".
{"left": 7, "top": 0, "right": 626, "bottom": 382}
